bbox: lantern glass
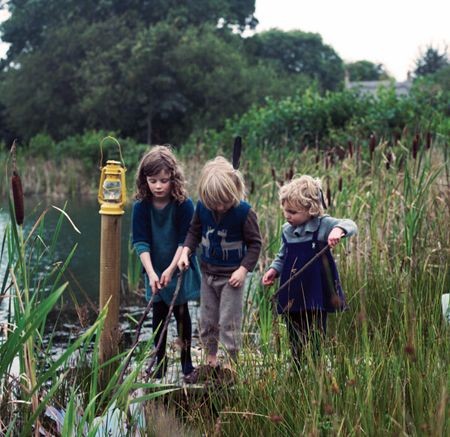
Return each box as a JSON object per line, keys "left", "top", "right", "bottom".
{"left": 103, "top": 179, "right": 122, "bottom": 202}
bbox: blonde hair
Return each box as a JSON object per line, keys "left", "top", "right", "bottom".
{"left": 279, "top": 175, "right": 324, "bottom": 217}
{"left": 197, "top": 156, "right": 245, "bottom": 210}
{"left": 134, "top": 145, "right": 187, "bottom": 202}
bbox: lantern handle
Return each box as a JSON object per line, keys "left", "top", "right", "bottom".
{"left": 99, "top": 136, "right": 126, "bottom": 169}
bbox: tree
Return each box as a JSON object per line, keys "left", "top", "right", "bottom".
{"left": 245, "top": 29, "right": 345, "bottom": 91}
{"left": 1, "top": 0, "right": 257, "bottom": 62}
{"left": 0, "top": 20, "right": 92, "bottom": 141}
{"left": 346, "top": 60, "right": 390, "bottom": 81}
{"left": 83, "top": 24, "right": 302, "bottom": 144}
{"left": 414, "top": 45, "right": 449, "bottom": 77}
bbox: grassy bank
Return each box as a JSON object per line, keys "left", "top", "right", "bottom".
{"left": 1, "top": 135, "right": 449, "bottom": 435}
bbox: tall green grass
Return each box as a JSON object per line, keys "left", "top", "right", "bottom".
{"left": 0, "top": 192, "right": 173, "bottom": 435}
{"left": 177, "top": 134, "right": 449, "bottom": 435}
{"left": 1, "top": 133, "right": 448, "bottom": 435}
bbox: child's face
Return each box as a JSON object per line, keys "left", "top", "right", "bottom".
{"left": 282, "top": 203, "right": 311, "bottom": 227}
{"left": 213, "top": 201, "right": 235, "bottom": 213}
{"left": 146, "top": 169, "right": 172, "bottom": 200}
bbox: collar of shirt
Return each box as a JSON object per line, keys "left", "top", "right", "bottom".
{"left": 285, "top": 216, "right": 321, "bottom": 238}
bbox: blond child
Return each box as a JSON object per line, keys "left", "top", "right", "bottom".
{"left": 262, "top": 175, "right": 357, "bottom": 367}
{"left": 178, "top": 156, "right": 262, "bottom": 383}
{"left": 132, "top": 145, "right": 201, "bottom": 378}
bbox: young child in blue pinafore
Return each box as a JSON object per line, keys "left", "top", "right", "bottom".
{"left": 132, "top": 145, "right": 201, "bottom": 379}
{"left": 263, "top": 175, "right": 357, "bottom": 367}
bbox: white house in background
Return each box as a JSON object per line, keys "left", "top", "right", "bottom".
{"left": 345, "top": 72, "right": 413, "bottom": 97}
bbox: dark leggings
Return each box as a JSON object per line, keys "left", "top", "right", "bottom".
{"left": 284, "top": 310, "right": 327, "bottom": 368}
{"left": 153, "top": 301, "right": 193, "bottom": 375}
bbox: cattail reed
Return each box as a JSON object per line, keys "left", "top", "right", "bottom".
{"left": 404, "top": 342, "right": 416, "bottom": 361}
{"left": 348, "top": 140, "right": 353, "bottom": 158}
{"left": 425, "top": 132, "right": 432, "bottom": 150}
{"left": 338, "top": 177, "right": 343, "bottom": 192}
{"left": 369, "top": 134, "right": 376, "bottom": 160}
{"left": 329, "top": 152, "right": 335, "bottom": 167}
{"left": 10, "top": 140, "right": 24, "bottom": 226}
{"left": 271, "top": 167, "right": 277, "bottom": 182}
{"left": 335, "top": 146, "right": 346, "bottom": 161}
{"left": 386, "top": 151, "right": 393, "bottom": 170}
{"left": 269, "top": 414, "right": 283, "bottom": 424}
{"left": 286, "top": 164, "right": 294, "bottom": 181}
{"left": 326, "top": 186, "right": 331, "bottom": 209}
{"left": 412, "top": 134, "right": 419, "bottom": 159}
{"left": 11, "top": 170, "right": 24, "bottom": 225}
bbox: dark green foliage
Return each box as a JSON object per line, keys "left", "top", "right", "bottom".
{"left": 185, "top": 83, "right": 448, "bottom": 156}
{"left": 245, "top": 29, "right": 345, "bottom": 91}
{"left": 1, "top": 0, "right": 256, "bottom": 59}
{"left": 0, "top": 15, "right": 304, "bottom": 145}
{"left": 346, "top": 60, "right": 391, "bottom": 81}
{"left": 414, "top": 45, "right": 449, "bottom": 77}
{"left": 1, "top": 1, "right": 448, "bottom": 149}
{"left": 0, "top": 1, "right": 260, "bottom": 144}
{"left": 28, "top": 133, "right": 56, "bottom": 159}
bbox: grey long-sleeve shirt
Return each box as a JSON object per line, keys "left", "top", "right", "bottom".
{"left": 270, "top": 215, "right": 357, "bottom": 274}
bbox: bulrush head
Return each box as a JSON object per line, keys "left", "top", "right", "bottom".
{"left": 425, "top": 132, "right": 432, "bottom": 150}
{"left": 369, "top": 134, "right": 376, "bottom": 160}
{"left": 10, "top": 140, "right": 24, "bottom": 226}
{"left": 326, "top": 186, "right": 331, "bottom": 209}
{"left": 386, "top": 151, "right": 393, "bottom": 170}
{"left": 412, "top": 134, "right": 419, "bottom": 159}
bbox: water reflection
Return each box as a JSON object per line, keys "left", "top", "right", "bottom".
{"left": 0, "top": 195, "right": 132, "bottom": 302}
{"left": 0, "top": 197, "right": 200, "bottom": 381}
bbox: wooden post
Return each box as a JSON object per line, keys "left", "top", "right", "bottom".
{"left": 99, "top": 214, "right": 121, "bottom": 382}
{"left": 97, "top": 153, "right": 127, "bottom": 385}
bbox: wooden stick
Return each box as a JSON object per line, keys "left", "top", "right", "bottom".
{"left": 117, "top": 293, "right": 156, "bottom": 384}
{"left": 270, "top": 244, "right": 330, "bottom": 303}
{"left": 144, "top": 271, "right": 184, "bottom": 381}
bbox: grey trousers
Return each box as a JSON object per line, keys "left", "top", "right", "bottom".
{"left": 199, "top": 271, "right": 244, "bottom": 362}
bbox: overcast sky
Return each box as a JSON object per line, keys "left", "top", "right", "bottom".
{"left": 253, "top": 0, "right": 449, "bottom": 80}
{"left": 1, "top": 0, "right": 449, "bottom": 80}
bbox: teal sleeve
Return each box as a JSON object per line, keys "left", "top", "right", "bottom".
{"left": 134, "top": 242, "right": 150, "bottom": 256}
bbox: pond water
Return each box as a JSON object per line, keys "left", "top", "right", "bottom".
{"left": 0, "top": 195, "right": 200, "bottom": 378}
{"left": 0, "top": 195, "right": 132, "bottom": 300}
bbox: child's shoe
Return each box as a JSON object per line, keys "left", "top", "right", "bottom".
{"left": 183, "top": 364, "right": 219, "bottom": 384}
{"left": 182, "top": 363, "right": 195, "bottom": 377}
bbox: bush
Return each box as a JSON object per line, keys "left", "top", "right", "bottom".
{"left": 182, "top": 83, "right": 449, "bottom": 156}
{"left": 28, "top": 133, "right": 56, "bottom": 159}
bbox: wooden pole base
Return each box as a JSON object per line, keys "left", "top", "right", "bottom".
{"left": 99, "top": 214, "right": 122, "bottom": 382}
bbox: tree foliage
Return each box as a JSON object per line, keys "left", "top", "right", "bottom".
{"left": 5, "top": 1, "right": 426, "bottom": 146}
{"left": 346, "top": 60, "right": 390, "bottom": 81}
{"left": 414, "top": 45, "right": 449, "bottom": 77}
{"left": 1, "top": 0, "right": 257, "bottom": 60}
{"left": 0, "top": 0, "right": 321, "bottom": 144}
{"left": 245, "top": 29, "right": 344, "bottom": 91}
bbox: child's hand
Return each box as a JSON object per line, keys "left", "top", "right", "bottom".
{"left": 229, "top": 266, "right": 248, "bottom": 288}
{"left": 148, "top": 272, "right": 161, "bottom": 293}
{"left": 177, "top": 248, "right": 190, "bottom": 271}
{"left": 328, "top": 227, "right": 345, "bottom": 248}
{"left": 160, "top": 267, "right": 174, "bottom": 287}
{"left": 262, "top": 268, "right": 278, "bottom": 286}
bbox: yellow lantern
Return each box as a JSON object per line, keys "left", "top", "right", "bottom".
{"left": 97, "top": 137, "right": 127, "bottom": 215}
